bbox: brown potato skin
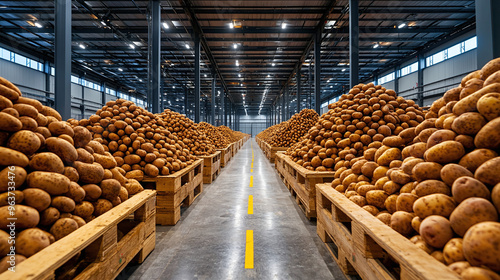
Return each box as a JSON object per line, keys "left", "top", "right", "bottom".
{"left": 419, "top": 215, "right": 453, "bottom": 248}
{"left": 23, "top": 188, "right": 51, "bottom": 212}
{"left": 390, "top": 211, "right": 415, "bottom": 236}
{"left": 475, "top": 157, "right": 500, "bottom": 186}
{"left": 440, "top": 164, "right": 473, "bottom": 186}
{"left": 0, "top": 205, "right": 39, "bottom": 230}
{"left": 459, "top": 149, "right": 498, "bottom": 173}
{"left": 424, "top": 141, "right": 465, "bottom": 164}
{"left": 452, "top": 177, "right": 490, "bottom": 203}
{"left": 443, "top": 238, "right": 465, "bottom": 265}
{"left": 0, "top": 166, "right": 26, "bottom": 192}
{"left": 413, "top": 194, "right": 456, "bottom": 219}
{"left": 450, "top": 198, "right": 498, "bottom": 236}
{"left": 462, "top": 222, "right": 500, "bottom": 272}
{"left": 29, "top": 152, "right": 65, "bottom": 173}
{"left": 27, "top": 171, "right": 70, "bottom": 195}
{"left": 16, "top": 228, "right": 50, "bottom": 257}
{"left": 50, "top": 218, "right": 79, "bottom": 240}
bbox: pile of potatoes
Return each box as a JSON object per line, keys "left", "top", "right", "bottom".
{"left": 0, "top": 78, "right": 144, "bottom": 272}
{"left": 330, "top": 58, "right": 500, "bottom": 279}
{"left": 155, "top": 109, "right": 216, "bottom": 156}
{"left": 69, "top": 100, "right": 197, "bottom": 179}
{"left": 196, "top": 122, "right": 231, "bottom": 149}
{"left": 288, "top": 83, "right": 426, "bottom": 171}
{"left": 216, "top": 125, "right": 240, "bottom": 143}
{"left": 256, "top": 123, "right": 287, "bottom": 144}
{"left": 268, "top": 109, "right": 319, "bottom": 147}
{"left": 231, "top": 130, "right": 249, "bottom": 142}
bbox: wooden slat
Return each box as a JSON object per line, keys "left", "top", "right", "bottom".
{"left": 5, "top": 190, "right": 156, "bottom": 280}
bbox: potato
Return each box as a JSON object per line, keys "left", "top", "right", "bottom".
{"left": 412, "top": 162, "right": 442, "bottom": 182}
{"left": 119, "top": 187, "right": 128, "bottom": 202}
{"left": 413, "top": 194, "right": 456, "bottom": 219}
{"left": 19, "top": 116, "right": 38, "bottom": 131}
{"left": 7, "top": 130, "right": 41, "bottom": 155}
{"left": 452, "top": 176, "right": 490, "bottom": 203}
{"left": 0, "top": 190, "right": 23, "bottom": 207}
{"left": 361, "top": 162, "right": 379, "bottom": 177}
{"left": 349, "top": 195, "right": 366, "bottom": 207}
{"left": 463, "top": 221, "right": 500, "bottom": 272}
{"left": 59, "top": 134, "right": 74, "bottom": 145}
{"left": 383, "top": 181, "right": 400, "bottom": 196}
{"left": 411, "top": 216, "right": 422, "bottom": 233}
{"left": 29, "top": 152, "right": 64, "bottom": 173}
{"left": 27, "top": 171, "right": 70, "bottom": 195}
{"left": 453, "top": 83, "right": 500, "bottom": 116}
{"left": 448, "top": 261, "right": 471, "bottom": 276}
{"left": 76, "top": 148, "right": 94, "bottom": 164}
{"left": 0, "top": 95, "right": 12, "bottom": 111}
{"left": 0, "top": 147, "right": 29, "bottom": 167}
{"left": 418, "top": 128, "right": 438, "bottom": 143}
{"left": 93, "top": 199, "right": 113, "bottom": 216}
{"left": 376, "top": 212, "right": 391, "bottom": 225}
{"left": 93, "top": 152, "right": 117, "bottom": 169}
{"left": 100, "top": 179, "right": 121, "bottom": 201}
{"left": 50, "top": 218, "right": 79, "bottom": 240}
{"left": 420, "top": 215, "right": 453, "bottom": 248}
{"left": 414, "top": 240, "right": 435, "bottom": 254}
{"left": 65, "top": 182, "right": 86, "bottom": 203}
{"left": 124, "top": 179, "right": 143, "bottom": 195}
{"left": 440, "top": 163, "right": 474, "bottom": 186}
{"left": 87, "top": 140, "right": 105, "bottom": 155}
{"left": 366, "top": 190, "right": 388, "bottom": 209}
{"left": 111, "top": 167, "right": 128, "bottom": 186}
{"left": 124, "top": 154, "right": 141, "bottom": 165}
{"left": 443, "top": 238, "right": 465, "bottom": 265}
{"left": 493, "top": 183, "right": 500, "bottom": 213}
{"left": 396, "top": 193, "right": 418, "bottom": 212}
{"left": 0, "top": 205, "right": 39, "bottom": 229}
{"left": 390, "top": 211, "right": 415, "bottom": 236}
{"left": 0, "top": 112, "right": 22, "bottom": 132}
{"left": 424, "top": 141, "right": 465, "bottom": 164}
{"left": 144, "top": 163, "right": 159, "bottom": 177}
{"left": 22, "top": 188, "right": 51, "bottom": 211}
{"left": 82, "top": 184, "right": 101, "bottom": 201}
{"left": 426, "top": 130, "right": 456, "bottom": 150}
{"left": 39, "top": 207, "right": 60, "bottom": 226}
{"left": 73, "top": 126, "right": 92, "bottom": 148}
{"left": 461, "top": 267, "right": 500, "bottom": 280}
{"left": 62, "top": 166, "right": 79, "bottom": 182}
{"left": 477, "top": 93, "right": 500, "bottom": 121}
{"left": 73, "top": 201, "right": 94, "bottom": 218}
{"left": 372, "top": 166, "right": 389, "bottom": 181}
{"left": 415, "top": 180, "right": 450, "bottom": 197}
{"left": 431, "top": 251, "right": 445, "bottom": 263}
{"left": 459, "top": 149, "right": 498, "bottom": 173}
{"left": 475, "top": 157, "right": 500, "bottom": 186}
{"left": 444, "top": 87, "right": 461, "bottom": 102}
{"left": 475, "top": 117, "right": 500, "bottom": 150}
{"left": 0, "top": 166, "right": 27, "bottom": 192}
{"left": 72, "top": 215, "right": 86, "bottom": 228}
{"left": 481, "top": 57, "right": 500, "bottom": 80}
{"left": 51, "top": 196, "right": 76, "bottom": 213}
{"left": 362, "top": 205, "right": 379, "bottom": 216}
{"left": 17, "top": 228, "right": 50, "bottom": 257}
{"left": 0, "top": 255, "right": 27, "bottom": 273}
{"left": 73, "top": 162, "right": 104, "bottom": 184}
{"left": 125, "top": 170, "right": 144, "bottom": 181}
{"left": 46, "top": 137, "right": 78, "bottom": 164}
{"left": 402, "top": 142, "right": 427, "bottom": 159}
{"left": 450, "top": 197, "right": 498, "bottom": 236}
{"left": 389, "top": 170, "right": 411, "bottom": 185}
{"left": 48, "top": 121, "right": 74, "bottom": 137}
{"left": 0, "top": 230, "right": 9, "bottom": 256}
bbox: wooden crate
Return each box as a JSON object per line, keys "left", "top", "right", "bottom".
{"left": 264, "top": 142, "right": 288, "bottom": 163}
{"left": 2, "top": 190, "right": 157, "bottom": 280}
{"left": 316, "top": 184, "right": 460, "bottom": 280}
{"left": 142, "top": 159, "right": 204, "bottom": 225}
{"left": 199, "top": 151, "right": 221, "bottom": 184}
{"left": 231, "top": 141, "right": 237, "bottom": 155}
{"left": 275, "top": 153, "right": 336, "bottom": 219}
{"left": 217, "top": 144, "right": 232, "bottom": 168}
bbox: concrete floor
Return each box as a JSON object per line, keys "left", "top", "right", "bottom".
{"left": 120, "top": 139, "right": 346, "bottom": 280}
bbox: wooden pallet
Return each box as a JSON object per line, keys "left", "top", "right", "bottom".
{"left": 264, "top": 142, "right": 288, "bottom": 163}
{"left": 199, "top": 151, "right": 221, "bottom": 184}
{"left": 275, "top": 153, "right": 336, "bottom": 219}
{"left": 217, "top": 144, "right": 232, "bottom": 168}
{"left": 316, "top": 184, "right": 460, "bottom": 280}
{"left": 142, "top": 159, "right": 204, "bottom": 225}
{"left": 2, "top": 190, "right": 157, "bottom": 280}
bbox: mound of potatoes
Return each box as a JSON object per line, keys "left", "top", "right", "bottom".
{"left": 70, "top": 101, "right": 198, "bottom": 178}
{"left": 155, "top": 109, "right": 216, "bottom": 156}
{"left": 256, "top": 123, "right": 287, "bottom": 144}
{"left": 268, "top": 109, "right": 319, "bottom": 147}
{"left": 197, "top": 122, "right": 231, "bottom": 149}
{"left": 216, "top": 125, "right": 241, "bottom": 143}
{"left": 289, "top": 83, "right": 425, "bottom": 171}
{"left": 0, "top": 77, "right": 144, "bottom": 272}
{"left": 328, "top": 58, "right": 500, "bottom": 278}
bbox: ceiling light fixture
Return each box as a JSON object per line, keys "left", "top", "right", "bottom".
{"left": 139, "top": 79, "right": 143, "bottom": 82}
{"left": 162, "top": 22, "right": 169, "bottom": 29}
{"left": 342, "top": 69, "right": 346, "bottom": 72}
{"left": 34, "top": 22, "right": 43, "bottom": 28}
{"left": 185, "top": 44, "right": 190, "bottom": 49}
{"left": 204, "top": 74, "right": 207, "bottom": 77}
{"left": 238, "top": 74, "right": 241, "bottom": 77}
{"left": 281, "top": 22, "right": 287, "bottom": 29}
{"left": 79, "top": 44, "right": 86, "bottom": 49}
{"left": 373, "top": 43, "right": 379, "bottom": 48}
{"left": 398, "top": 23, "right": 406, "bottom": 29}
{"left": 229, "top": 22, "right": 234, "bottom": 28}
{"left": 272, "top": 63, "right": 276, "bottom": 66}
{"left": 233, "top": 43, "right": 238, "bottom": 49}
{"left": 118, "top": 68, "right": 123, "bottom": 72}
{"left": 236, "top": 60, "right": 239, "bottom": 66}
{"left": 173, "top": 86, "right": 175, "bottom": 89}
{"left": 129, "top": 43, "right": 135, "bottom": 49}
{"left": 100, "top": 21, "right": 107, "bottom": 26}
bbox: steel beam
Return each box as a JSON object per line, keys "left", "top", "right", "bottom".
{"left": 297, "top": 71, "right": 301, "bottom": 112}
{"left": 222, "top": 94, "right": 226, "bottom": 126}
{"left": 314, "top": 29, "right": 321, "bottom": 114}
{"left": 54, "top": 0, "right": 71, "bottom": 119}
{"left": 349, "top": 0, "right": 359, "bottom": 88}
{"left": 148, "top": 0, "right": 160, "bottom": 114}
{"left": 417, "top": 54, "right": 425, "bottom": 107}
{"left": 194, "top": 33, "right": 201, "bottom": 123}
{"left": 211, "top": 76, "right": 216, "bottom": 125}
{"left": 476, "top": 0, "right": 500, "bottom": 68}
{"left": 184, "top": 87, "right": 188, "bottom": 115}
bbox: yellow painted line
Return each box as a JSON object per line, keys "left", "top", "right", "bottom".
{"left": 249, "top": 176, "right": 253, "bottom": 187}
{"left": 245, "top": 230, "right": 254, "bottom": 269}
{"left": 250, "top": 169, "right": 253, "bottom": 173}
{"left": 248, "top": 195, "right": 253, "bottom": 214}
{"left": 251, "top": 162, "right": 253, "bottom": 168}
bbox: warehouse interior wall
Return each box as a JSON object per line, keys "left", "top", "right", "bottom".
{"left": 239, "top": 115, "right": 267, "bottom": 136}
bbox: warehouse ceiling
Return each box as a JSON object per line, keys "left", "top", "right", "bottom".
{"left": 0, "top": 0, "right": 476, "bottom": 114}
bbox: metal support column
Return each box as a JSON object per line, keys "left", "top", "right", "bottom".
{"left": 80, "top": 82, "right": 85, "bottom": 117}
{"left": 211, "top": 76, "right": 216, "bottom": 125}
{"left": 314, "top": 29, "right": 321, "bottom": 113}
{"left": 297, "top": 70, "right": 301, "bottom": 113}
{"left": 43, "top": 61, "right": 51, "bottom": 100}
{"left": 221, "top": 92, "right": 225, "bottom": 126}
{"left": 100, "top": 82, "right": 106, "bottom": 106}
{"left": 184, "top": 87, "right": 188, "bottom": 115}
{"left": 309, "top": 62, "right": 312, "bottom": 109}
{"left": 147, "top": 0, "right": 161, "bottom": 113}
{"left": 394, "top": 66, "right": 400, "bottom": 93}
{"left": 54, "top": 0, "right": 71, "bottom": 119}
{"left": 349, "top": 0, "right": 359, "bottom": 88}
{"left": 417, "top": 53, "right": 425, "bottom": 107}
{"left": 194, "top": 33, "right": 201, "bottom": 123}
{"left": 476, "top": 0, "right": 500, "bottom": 68}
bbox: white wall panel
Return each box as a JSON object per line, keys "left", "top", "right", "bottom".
{"left": 0, "top": 59, "right": 45, "bottom": 94}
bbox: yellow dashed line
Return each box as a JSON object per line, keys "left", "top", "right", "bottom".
{"left": 249, "top": 176, "right": 253, "bottom": 187}
{"left": 248, "top": 195, "right": 253, "bottom": 214}
{"left": 245, "top": 230, "right": 254, "bottom": 269}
